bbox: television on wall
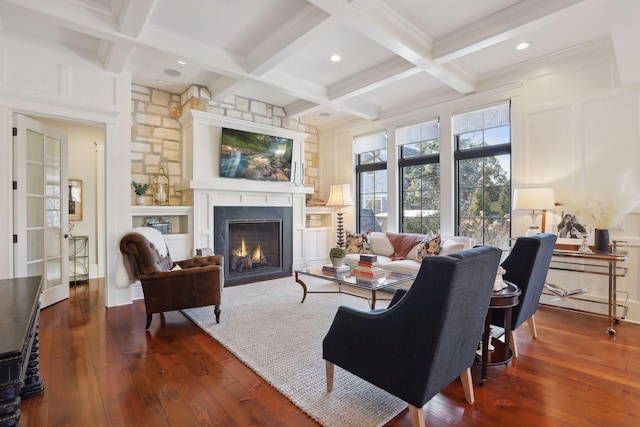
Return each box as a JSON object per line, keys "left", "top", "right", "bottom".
{"left": 219, "top": 127, "right": 293, "bottom": 181}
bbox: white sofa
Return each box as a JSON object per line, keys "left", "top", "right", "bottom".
{"left": 344, "top": 232, "right": 475, "bottom": 277}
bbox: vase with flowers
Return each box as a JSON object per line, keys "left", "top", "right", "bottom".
{"left": 559, "top": 171, "right": 640, "bottom": 253}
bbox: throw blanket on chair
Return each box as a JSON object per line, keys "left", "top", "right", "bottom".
{"left": 116, "top": 227, "right": 169, "bottom": 288}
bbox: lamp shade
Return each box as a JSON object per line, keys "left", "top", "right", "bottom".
{"left": 326, "top": 184, "right": 355, "bottom": 207}
{"left": 513, "top": 188, "right": 555, "bottom": 211}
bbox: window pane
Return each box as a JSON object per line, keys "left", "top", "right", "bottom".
{"left": 455, "top": 102, "right": 511, "bottom": 247}
{"left": 457, "top": 130, "right": 483, "bottom": 150}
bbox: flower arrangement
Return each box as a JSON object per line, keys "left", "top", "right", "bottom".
{"left": 131, "top": 181, "right": 150, "bottom": 196}
{"left": 558, "top": 171, "right": 640, "bottom": 230}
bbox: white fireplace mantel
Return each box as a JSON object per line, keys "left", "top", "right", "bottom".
{"left": 179, "top": 109, "right": 313, "bottom": 270}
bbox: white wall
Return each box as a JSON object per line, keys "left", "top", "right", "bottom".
{"left": 0, "top": 31, "right": 132, "bottom": 307}
{"left": 317, "top": 41, "right": 640, "bottom": 323}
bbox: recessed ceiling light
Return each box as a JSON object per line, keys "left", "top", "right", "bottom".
{"left": 330, "top": 54, "right": 341, "bottom": 62}
{"left": 164, "top": 69, "right": 182, "bottom": 77}
{"left": 156, "top": 79, "right": 164, "bottom": 84}
{"left": 516, "top": 42, "right": 530, "bottom": 50}
{"left": 177, "top": 60, "right": 187, "bottom": 65}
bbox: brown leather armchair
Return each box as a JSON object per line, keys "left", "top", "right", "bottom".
{"left": 119, "top": 231, "right": 224, "bottom": 330}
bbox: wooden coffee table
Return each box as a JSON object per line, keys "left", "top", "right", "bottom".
{"left": 294, "top": 266, "right": 416, "bottom": 309}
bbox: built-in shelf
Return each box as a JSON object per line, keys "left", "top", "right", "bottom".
{"left": 131, "top": 206, "right": 193, "bottom": 260}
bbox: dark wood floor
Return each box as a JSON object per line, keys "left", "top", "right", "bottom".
{"left": 20, "top": 278, "right": 640, "bottom": 427}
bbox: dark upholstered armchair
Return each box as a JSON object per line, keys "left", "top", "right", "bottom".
{"left": 491, "top": 233, "right": 557, "bottom": 357}
{"left": 323, "top": 246, "right": 502, "bottom": 427}
{"left": 120, "top": 231, "right": 224, "bottom": 330}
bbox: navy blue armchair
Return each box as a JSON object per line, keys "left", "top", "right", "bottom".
{"left": 322, "top": 246, "right": 502, "bottom": 426}
{"left": 492, "top": 233, "right": 557, "bottom": 357}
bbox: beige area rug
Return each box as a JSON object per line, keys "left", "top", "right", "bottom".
{"left": 182, "top": 276, "right": 406, "bottom": 427}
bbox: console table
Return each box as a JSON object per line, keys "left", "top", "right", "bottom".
{"left": 69, "top": 235, "right": 89, "bottom": 285}
{"left": 543, "top": 248, "right": 628, "bottom": 335}
{"left": 0, "top": 276, "right": 44, "bottom": 426}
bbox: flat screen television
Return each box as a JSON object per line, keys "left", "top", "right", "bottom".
{"left": 220, "top": 127, "right": 293, "bottom": 181}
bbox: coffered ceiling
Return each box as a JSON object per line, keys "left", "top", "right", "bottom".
{"left": 1, "top": 0, "right": 638, "bottom": 128}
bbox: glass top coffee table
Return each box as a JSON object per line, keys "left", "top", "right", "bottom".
{"left": 294, "top": 266, "right": 416, "bottom": 309}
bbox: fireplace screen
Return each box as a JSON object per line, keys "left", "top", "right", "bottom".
{"left": 214, "top": 206, "right": 292, "bottom": 286}
{"left": 227, "top": 220, "right": 282, "bottom": 276}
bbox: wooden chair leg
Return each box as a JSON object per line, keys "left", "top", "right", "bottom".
{"left": 145, "top": 314, "right": 152, "bottom": 330}
{"left": 527, "top": 315, "right": 538, "bottom": 338}
{"left": 459, "top": 368, "right": 475, "bottom": 404}
{"left": 408, "top": 404, "right": 426, "bottom": 427}
{"left": 509, "top": 330, "right": 518, "bottom": 358}
{"left": 325, "top": 361, "right": 334, "bottom": 392}
{"left": 214, "top": 305, "right": 221, "bottom": 323}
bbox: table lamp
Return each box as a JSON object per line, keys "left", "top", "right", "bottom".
{"left": 326, "top": 183, "right": 355, "bottom": 248}
{"left": 513, "top": 187, "right": 555, "bottom": 236}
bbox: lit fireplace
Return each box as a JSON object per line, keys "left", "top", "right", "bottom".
{"left": 214, "top": 206, "right": 292, "bottom": 286}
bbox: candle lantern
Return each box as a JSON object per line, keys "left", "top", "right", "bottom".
{"left": 153, "top": 166, "right": 170, "bottom": 206}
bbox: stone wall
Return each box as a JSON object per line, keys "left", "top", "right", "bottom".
{"left": 130, "top": 84, "right": 319, "bottom": 205}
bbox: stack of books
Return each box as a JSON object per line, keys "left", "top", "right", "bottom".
{"left": 322, "top": 264, "right": 350, "bottom": 276}
{"left": 352, "top": 254, "right": 385, "bottom": 280}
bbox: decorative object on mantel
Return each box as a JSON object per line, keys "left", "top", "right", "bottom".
{"left": 131, "top": 181, "right": 150, "bottom": 206}
{"left": 513, "top": 187, "right": 555, "bottom": 236}
{"left": 326, "top": 183, "right": 355, "bottom": 248}
{"left": 557, "top": 171, "right": 640, "bottom": 254}
{"left": 153, "top": 165, "right": 170, "bottom": 206}
{"left": 329, "top": 247, "right": 346, "bottom": 267}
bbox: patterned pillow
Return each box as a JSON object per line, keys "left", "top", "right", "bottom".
{"left": 345, "top": 231, "right": 371, "bottom": 254}
{"left": 415, "top": 234, "right": 442, "bottom": 261}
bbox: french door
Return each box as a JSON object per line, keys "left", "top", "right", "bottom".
{"left": 13, "top": 114, "right": 70, "bottom": 308}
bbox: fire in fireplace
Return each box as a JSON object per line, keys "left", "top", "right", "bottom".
{"left": 228, "top": 220, "right": 280, "bottom": 273}
{"left": 214, "top": 206, "right": 292, "bottom": 286}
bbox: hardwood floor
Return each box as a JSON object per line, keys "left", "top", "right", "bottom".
{"left": 20, "top": 278, "right": 640, "bottom": 426}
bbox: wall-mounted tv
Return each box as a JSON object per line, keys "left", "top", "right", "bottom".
{"left": 220, "top": 127, "right": 293, "bottom": 181}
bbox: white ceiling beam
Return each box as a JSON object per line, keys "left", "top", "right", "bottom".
{"left": 308, "top": 0, "right": 476, "bottom": 94}
{"left": 99, "top": 40, "right": 134, "bottom": 73}
{"left": 284, "top": 99, "right": 320, "bottom": 118}
{"left": 432, "top": 0, "right": 585, "bottom": 64}
{"left": 245, "top": 0, "right": 380, "bottom": 76}
{"left": 328, "top": 56, "right": 420, "bottom": 100}
{"left": 208, "top": 76, "right": 244, "bottom": 101}
{"left": 246, "top": 5, "right": 334, "bottom": 75}
{"left": 117, "top": 0, "right": 157, "bottom": 38}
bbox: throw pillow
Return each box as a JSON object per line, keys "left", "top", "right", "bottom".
{"left": 345, "top": 231, "right": 371, "bottom": 254}
{"left": 439, "top": 238, "right": 465, "bottom": 256}
{"left": 415, "top": 234, "right": 442, "bottom": 261}
{"left": 386, "top": 232, "right": 426, "bottom": 259}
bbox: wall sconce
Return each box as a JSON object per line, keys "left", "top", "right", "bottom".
{"left": 326, "top": 183, "right": 355, "bottom": 248}
{"left": 513, "top": 187, "right": 555, "bottom": 236}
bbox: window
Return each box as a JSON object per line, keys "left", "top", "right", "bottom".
{"left": 354, "top": 132, "right": 387, "bottom": 232}
{"left": 397, "top": 120, "right": 440, "bottom": 233}
{"left": 454, "top": 102, "right": 511, "bottom": 248}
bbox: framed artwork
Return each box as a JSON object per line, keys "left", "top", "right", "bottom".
{"left": 68, "top": 179, "right": 83, "bottom": 221}
{"left": 545, "top": 209, "right": 589, "bottom": 248}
